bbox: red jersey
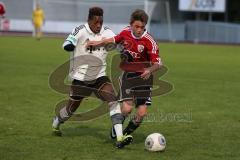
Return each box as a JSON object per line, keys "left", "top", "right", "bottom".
{"left": 114, "top": 26, "right": 161, "bottom": 65}
{"left": 0, "top": 2, "right": 6, "bottom": 16}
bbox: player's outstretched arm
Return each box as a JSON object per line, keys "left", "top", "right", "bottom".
{"left": 86, "top": 37, "right": 115, "bottom": 47}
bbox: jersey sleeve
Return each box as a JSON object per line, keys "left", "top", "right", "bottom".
{"left": 113, "top": 30, "right": 125, "bottom": 44}
{"left": 103, "top": 26, "right": 115, "bottom": 38}
{"left": 146, "top": 38, "right": 162, "bottom": 65}
{"left": 65, "top": 25, "right": 84, "bottom": 46}
{"left": 0, "top": 3, "right": 6, "bottom": 15}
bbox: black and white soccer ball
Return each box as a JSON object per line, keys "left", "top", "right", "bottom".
{"left": 145, "top": 133, "right": 166, "bottom": 152}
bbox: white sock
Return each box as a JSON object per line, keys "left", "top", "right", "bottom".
{"left": 114, "top": 124, "right": 123, "bottom": 141}
{"left": 52, "top": 117, "right": 61, "bottom": 128}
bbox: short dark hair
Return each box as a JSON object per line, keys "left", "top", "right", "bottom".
{"left": 130, "top": 9, "right": 148, "bottom": 24}
{"left": 88, "top": 7, "right": 103, "bottom": 20}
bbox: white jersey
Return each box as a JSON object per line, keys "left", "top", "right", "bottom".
{"left": 63, "top": 23, "right": 115, "bottom": 81}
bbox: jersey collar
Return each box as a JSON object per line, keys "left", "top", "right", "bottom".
{"left": 130, "top": 27, "right": 147, "bottom": 39}
{"left": 85, "top": 23, "right": 93, "bottom": 34}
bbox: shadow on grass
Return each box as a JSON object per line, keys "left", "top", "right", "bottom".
{"left": 61, "top": 125, "right": 119, "bottom": 147}
{"left": 59, "top": 124, "right": 148, "bottom": 145}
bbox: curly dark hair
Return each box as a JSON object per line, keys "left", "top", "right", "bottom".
{"left": 88, "top": 7, "right": 104, "bottom": 20}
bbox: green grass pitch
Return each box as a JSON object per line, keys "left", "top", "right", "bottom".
{"left": 0, "top": 36, "right": 239, "bottom": 160}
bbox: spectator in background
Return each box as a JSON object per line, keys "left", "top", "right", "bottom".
{"left": 0, "top": 1, "right": 6, "bottom": 31}
{"left": 32, "top": 3, "right": 45, "bottom": 40}
{"left": 0, "top": 1, "right": 5, "bottom": 17}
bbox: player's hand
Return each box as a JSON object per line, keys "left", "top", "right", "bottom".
{"left": 141, "top": 68, "right": 151, "bottom": 80}
{"left": 86, "top": 41, "right": 102, "bottom": 48}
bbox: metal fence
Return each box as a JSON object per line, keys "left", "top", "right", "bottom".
{"left": 185, "top": 21, "right": 240, "bottom": 44}
{"left": 149, "top": 21, "right": 240, "bottom": 44}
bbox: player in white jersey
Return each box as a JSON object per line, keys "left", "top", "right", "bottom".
{"left": 52, "top": 7, "right": 133, "bottom": 148}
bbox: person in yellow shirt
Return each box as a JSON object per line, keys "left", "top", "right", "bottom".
{"left": 32, "top": 4, "right": 45, "bottom": 40}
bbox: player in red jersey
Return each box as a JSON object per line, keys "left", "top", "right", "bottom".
{"left": 0, "top": 2, "right": 6, "bottom": 17}
{"left": 0, "top": 2, "right": 6, "bottom": 31}
{"left": 87, "top": 9, "right": 162, "bottom": 143}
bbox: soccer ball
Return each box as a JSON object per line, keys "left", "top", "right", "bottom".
{"left": 145, "top": 133, "right": 166, "bottom": 152}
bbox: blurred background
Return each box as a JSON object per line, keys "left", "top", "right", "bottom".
{"left": 0, "top": 0, "right": 240, "bottom": 44}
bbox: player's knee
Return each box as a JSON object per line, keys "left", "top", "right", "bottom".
{"left": 121, "top": 106, "right": 132, "bottom": 116}
{"left": 137, "top": 111, "right": 147, "bottom": 118}
{"left": 123, "top": 100, "right": 133, "bottom": 107}
{"left": 137, "top": 106, "right": 148, "bottom": 118}
{"left": 122, "top": 100, "right": 133, "bottom": 115}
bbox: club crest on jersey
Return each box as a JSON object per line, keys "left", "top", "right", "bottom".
{"left": 137, "top": 45, "right": 144, "bottom": 53}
